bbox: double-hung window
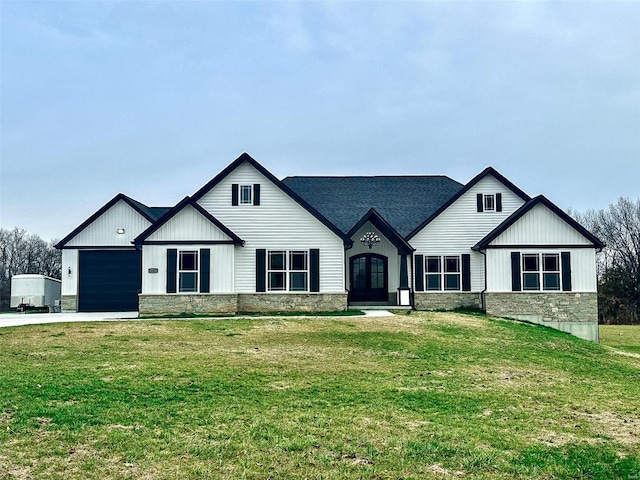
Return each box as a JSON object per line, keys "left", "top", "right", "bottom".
{"left": 178, "top": 251, "right": 199, "bottom": 292}
{"left": 267, "top": 250, "right": 308, "bottom": 292}
{"left": 522, "top": 253, "right": 561, "bottom": 291}
{"left": 425, "top": 255, "right": 461, "bottom": 291}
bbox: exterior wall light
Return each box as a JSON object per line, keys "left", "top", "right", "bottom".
{"left": 117, "top": 228, "right": 125, "bottom": 234}
{"left": 360, "top": 231, "right": 381, "bottom": 249}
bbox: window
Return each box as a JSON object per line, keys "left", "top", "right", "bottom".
{"left": 484, "top": 194, "right": 495, "bottom": 212}
{"left": 521, "top": 253, "right": 561, "bottom": 291}
{"left": 426, "top": 256, "right": 441, "bottom": 290}
{"left": 268, "top": 251, "right": 286, "bottom": 291}
{"left": 179, "top": 251, "right": 198, "bottom": 292}
{"left": 424, "top": 255, "right": 461, "bottom": 291}
{"left": 232, "top": 183, "right": 260, "bottom": 206}
{"left": 267, "top": 250, "right": 308, "bottom": 292}
{"left": 543, "top": 254, "right": 561, "bottom": 290}
{"left": 477, "top": 193, "right": 502, "bottom": 212}
{"left": 240, "top": 185, "right": 252, "bottom": 205}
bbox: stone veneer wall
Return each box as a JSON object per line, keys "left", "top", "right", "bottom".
{"left": 484, "top": 292, "right": 599, "bottom": 342}
{"left": 237, "top": 293, "right": 348, "bottom": 313}
{"left": 139, "top": 293, "right": 348, "bottom": 315}
{"left": 414, "top": 292, "right": 481, "bottom": 311}
{"left": 139, "top": 294, "right": 238, "bottom": 315}
{"left": 61, "top": 295, "right": 77, "bottom": 312}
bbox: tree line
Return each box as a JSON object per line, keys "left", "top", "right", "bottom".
{"left": 571, "top": 197, "right": 640, "bottom": 324}
{"left": 0, "top": 228, "right": 62, "bottom": 311}
{"left": 1, "top": 197, "right": 638, "bottom": 323}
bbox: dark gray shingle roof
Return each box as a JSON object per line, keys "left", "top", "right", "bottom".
{"left": 281, "top": 176, "right": 464, "bottom": 237}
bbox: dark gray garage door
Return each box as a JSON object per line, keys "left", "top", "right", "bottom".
{"left": 78, "top": 250, "right": 141, "bottom": 312}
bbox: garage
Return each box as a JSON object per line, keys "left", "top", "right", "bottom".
{"left": 78, "top": 250, "right": 141, "bottom": 312}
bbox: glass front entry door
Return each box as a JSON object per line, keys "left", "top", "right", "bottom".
{"left": 349, "top": 254, "right": 388, "bottom": 302}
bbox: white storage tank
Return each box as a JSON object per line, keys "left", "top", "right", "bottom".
{"left": 10, "top": 274, "right": 62, "bottom": 310}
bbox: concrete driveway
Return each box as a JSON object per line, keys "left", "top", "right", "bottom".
{"left": 0, "top": 309, "right": 394, "bottom": 328}
{"left": 0, "top": 311, "right": 139, "bottom": 328}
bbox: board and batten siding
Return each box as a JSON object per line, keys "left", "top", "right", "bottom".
{"left": 61, "top": 249, "right": 78, "bottom": 296}
{"left": 146, "top": 205, "right": 233, "bottom": 242}
{"left": 196, "top": 161, "right": 345, "bottom": 293}
{"left": 487, "top": 203, "right": 593, "bottom": 246}
{"left": 347, "top": 221, "right": 401, "bottom": 293}
{"left": 484, "top": 202, "right": 597, "bottom": 292}
{"left": 140, "top": 205, "right": 237, "bottom": 294}
{"left": 65, "top": 199, "right": 152, "bottom": 247}
{"left": 486, "top": 248, "right": 596, "bottom": 292}
{"left": 409, "top": 175, "right": 527, "bottom": 292}
{"left": 142, "top": 244, "right": 235, "bottom": 294}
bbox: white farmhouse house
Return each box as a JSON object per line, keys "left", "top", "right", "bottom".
{"left": 56, "top": 153, "right": 603, "bottom": 341}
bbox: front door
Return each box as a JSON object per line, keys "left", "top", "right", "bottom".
{"left": 350, "top": 254, "right": 388, "bottom": 302}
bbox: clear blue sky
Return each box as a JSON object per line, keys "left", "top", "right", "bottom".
{"left": 1, "top": 1, "right": 639, "bottom": 241}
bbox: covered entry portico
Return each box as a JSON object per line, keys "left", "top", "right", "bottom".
{"left": 346, "top": 209, "right": 413, "bottom": 307}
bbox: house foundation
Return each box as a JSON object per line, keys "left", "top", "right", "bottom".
{"left": 484, "top": 292, "right": 598, "bottom": 342}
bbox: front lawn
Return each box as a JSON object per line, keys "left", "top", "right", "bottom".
{"left": 1, "top": 312, "right": 638, "bottom": 479}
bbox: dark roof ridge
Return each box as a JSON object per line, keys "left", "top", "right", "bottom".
{"left": 282, "top": 174, "right": 458, "bottom": 180}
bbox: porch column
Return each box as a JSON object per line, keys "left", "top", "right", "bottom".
{"left": 398, "top": 255, "right": 411, "bottom": 306}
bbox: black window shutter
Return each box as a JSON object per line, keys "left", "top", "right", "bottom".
{"left": 232, "top": 184, "right": 239, "bottom": 206}
{"left": 462, "top": 254, "right": 471, "bottom": 291}
{"left": 496, "top": 193, "right": 502, "bottom": 212}
{"left": 200, "top": 249, "right": 210, "bottom": 293}
{"left": 253, "top": 184, "right": 260, "bottom": 206}
{"left": 310, "top": 249, "right": 320, "bottom": 292}
{"left": 477, "top": 194, "right": 484, "bottom": 212}
{"left": 167, "top": 249, "right": 177, "bottom": 293}
{"left": 511, "top": 252, "right": 521, "bottom": 291}
{"left": 561, "top": 252, "right": 572, "bottom": 291}
{"left": 256, "top": 249, "right": 266, "bottom": 292}
{"left": 415, "top": 255, "right": 424, "bottom": 291}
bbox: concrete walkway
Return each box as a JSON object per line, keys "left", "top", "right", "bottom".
{"left": 0, "top": 310, "right": 394, "bottom": 328}
{"left": 0, "top": 311, "right": 139, "bottom": 328}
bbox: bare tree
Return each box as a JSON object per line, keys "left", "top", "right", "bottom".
{"left": 572, "top": 198, "right": 640, "bottom": 324}
{"left": 0, "top": 228, "right": 62, "bottom": 310}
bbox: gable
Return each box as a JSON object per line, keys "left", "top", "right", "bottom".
{"left": 409, "top": 172, "right": 529, "bottom": 252}
{"left": 474, "top": 196, "right": 604, "bottom": 250}
{"left": 145, "top": 204, "right": 235, "bottom": 242}
{"left": 61, "top": 198, "right": 153, "bottom": 248}
{"left": 487, "top": 203, "right": 593, "bottom": 246}
{"left": 406, "top": 166, "right": 530, "bottom": 240}
{"left": 195, "top": 157, "right": 349, "bottom": 247}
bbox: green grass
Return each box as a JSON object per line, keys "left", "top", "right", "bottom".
{"left": 1, "top": 313, "right": 639, "bottom": 479}
{"left": 600, "top": 324, "right": 640, "bottom": 355}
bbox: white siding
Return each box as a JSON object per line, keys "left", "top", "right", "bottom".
{"left": 147, "top": 205, "right": 233, "bottom": 242}
{"left": 489, "top": 203, "right": 593, "bottom": 246}
{"left": 66, "top": 200, "right": 152, "bottom": 247}
{"left": 197, "top": 161, "right": 346, "bottom": 293}
{"left": 142, "top": 244, "right": 235, "bottom": 294}
{"left": 409, "top": 175, "right": 527, "bottom": 292}
{"left": 486, "top": 248, "right": 597, "bottom": 292}
{"left": 347, "top": 221, "right": 401, "bottom": 293}
{"left": 61, "top": 249, "right": 78, "bottom": 296}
